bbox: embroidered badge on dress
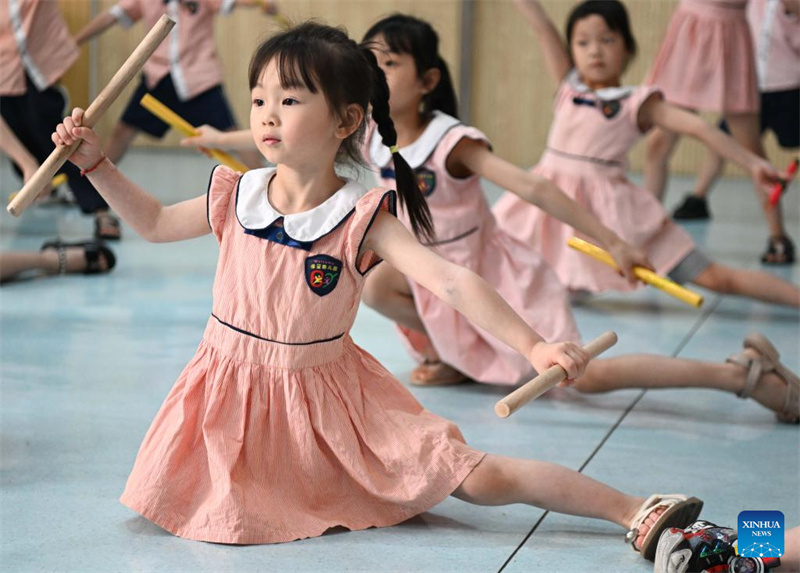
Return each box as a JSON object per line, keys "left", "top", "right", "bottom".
{"left": 415, "top": 168, "right": 436, "bottom": 197}
{"left": 305, "top": 254, "right": 342, "bottom": 296}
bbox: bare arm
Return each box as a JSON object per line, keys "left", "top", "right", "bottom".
{"left": 513, "top": 0, "right": 572, "bottom": 84}
{"left": 181, "top": 127, "right": 258, "bottom": 151}
{"left": 74, "top": 10, "right": 119, "bottom": 45}
{"left": 641, "top": 97, "right": 782, "bottom": 194}
{"left": 450, "top": 138, "right": 653, "bottom": 280}
{"left": 0, "top": 117, "right": 39, "bottom": 181}
{"left": 364, "top": 212, "right": 589, "bottom": 380}
{"left": 52, "top": 108, "right": 210, "bottom": 243}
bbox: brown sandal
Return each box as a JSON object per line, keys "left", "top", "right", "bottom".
{"left": 726, "top": 332, "right": 799, "bottom": 424}
{"left": 410, "top": 361, "right": 469, "bottom": 386}
{"left": 94, "top": 212, "right": 122, "bottom": 241}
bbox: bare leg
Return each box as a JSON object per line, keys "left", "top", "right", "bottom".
{"left": 692, "top": 147, "right": 726, "bottom": 199}
{"left": 362, "top": 261, "right": 426, "bottom": 333}
{"left": 725, "top": 113, "right": 787, "bottom": 239}
{"left": 576, "top": 353, "right": 792, "bottom": 418}
{"left": 452, "top": 455, "right": 668, "bottom": 549}
{"left": 0, "top": 252, "right": 57, "bottom": 282}
{"left": 776, "top": 527, "right": 800, "bottom": 572}
{"left": 645, "top": 127, "right": 681, "bottom": 200}
{"left": 104, "top": 121, "right": 139, "bottom": 165}
{"left": 362, "top": 263, "right": 468, "bottom": 384}
{"left": 692, "top": 262, "right": 800, "bottom": 307}
{"left": 0, "top": 247, "right": 109, "bottom": 283}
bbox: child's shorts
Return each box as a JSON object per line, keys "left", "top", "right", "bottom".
{"left": 668, "top": 249, "right": 713, "bottom": 284}
{"left": 720, "top": 88, "right": 800, "bottom": 149}
{"left": 121, "top": 74, "right": 237, "bottom": 138}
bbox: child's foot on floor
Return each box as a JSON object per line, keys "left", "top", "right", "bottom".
{"left": 410, "top": 361, "right": 469, "bottom": 386}
{"left": 625, "top": 494, "right": 705, "bottom": 561}
{"left": 41, "top": 240, "right": 116, "bottom": 275}
{"left": 727, "top": 333, "right": 800, "bottom": 424}
{"left": 673, "top": 195, "right": 711, "bottom": 220}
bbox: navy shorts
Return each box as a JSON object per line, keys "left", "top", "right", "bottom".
{"left": 719, "top": 88, "right": 799, "bottom": 149}
{"left": 121, "top": 74, "right": 237, "bottom": 138}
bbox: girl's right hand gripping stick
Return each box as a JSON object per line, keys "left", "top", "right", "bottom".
{"left": 7, "top": 15, "right": 176, "bottom": 217}
{"left": 495, "top": 331, "right": 618, "bottom": 418}
{"left": 567, "top": 237, "right": 704, "bottom": 308}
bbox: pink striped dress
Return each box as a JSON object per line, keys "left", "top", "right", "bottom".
{"left": 492, "top": 72, "right": 697, "bottom": 293}
{"left": 365, "top": 115, "right": 581, "bottom": 386}
{"left": 647, "top": 0, "right": 759, "bottom": 113}
{"left": 119, "top": 166, "right": 485, "bottom": 544}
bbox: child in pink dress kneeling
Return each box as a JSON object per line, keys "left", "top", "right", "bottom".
{"left": 52, "top": 23, "right": 701, "bottom": 559}
{"left": 493, "top": 0, "right": 798, "bottom": 309}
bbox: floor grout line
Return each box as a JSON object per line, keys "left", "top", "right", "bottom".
{"left": 496, "top": 294, "right": 723, "bottom": 573}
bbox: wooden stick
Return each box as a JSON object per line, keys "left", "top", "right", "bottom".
{"left": 495, "top": 331, "right": 618, "bottom": 418}
{"left": 7, "top": 174, "right": 68, "bottom": 204}
{"left": 139, "top": 94, "right": 249, "bottom": 173}
{"left": 567, "top": 237, "right": 704, "bottom": 308}
{"left": 7, "top": 15, "right": 175, "bottom": 217}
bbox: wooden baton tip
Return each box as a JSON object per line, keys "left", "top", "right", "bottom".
{"left": 7, "top": 16, "right": 175, "bottom": 217}
{"left": 494, "top": 403, "right": 510, "bottom": 418}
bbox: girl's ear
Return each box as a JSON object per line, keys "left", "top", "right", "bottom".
{"left": 336, "top": 104, "right": 365, "bottom": 139}
{"left": 421, "top": 67, "right": 441, "bottom": 95}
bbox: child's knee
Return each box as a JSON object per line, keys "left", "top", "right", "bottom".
{"left": 645, "top": 129, "right": 675, "bottom": 159}
{"left": 695, "top": 264, "right": 735, "bottom": 294}
{"left": 360, "top": 280, "right": 384, "bottom": 309}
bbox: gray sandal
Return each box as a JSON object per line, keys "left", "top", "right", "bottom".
{"left": 726, "top": 332, "right": 800, "bottom": 424}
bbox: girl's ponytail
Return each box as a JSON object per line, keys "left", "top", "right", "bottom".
{"left": 361, "top": 46, "right": 435, "bottom": 242}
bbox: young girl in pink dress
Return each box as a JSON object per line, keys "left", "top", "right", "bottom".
{"left": 644, "top": 0, "right": 793, "bottom": 264}
{"left": 50, "top": 22, "right": 702, "bottom": 559}
{"left": 356, "top": 14, "right": 798, "bottom": 423}
{"left": 492, "top": 0, "right": 799, "bottom": 310}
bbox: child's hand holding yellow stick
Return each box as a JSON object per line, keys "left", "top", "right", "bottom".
{"left": 568, "top": 237, "right": 704, "bottom": 307}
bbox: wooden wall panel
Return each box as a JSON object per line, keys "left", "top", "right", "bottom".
{"left": 61, "top": 0, "right": 793, "bottom": 177}
{"left": 56, "top": 0, "right": 92, "bottom": 109}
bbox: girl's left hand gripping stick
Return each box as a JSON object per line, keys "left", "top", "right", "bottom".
{"left": 494, "top": 331, "right": 618, "bottom": 418}
{"left": 7, "top": 15, "right": 176, "bottom": 217}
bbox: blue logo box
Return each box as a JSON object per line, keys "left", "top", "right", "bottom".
{"left": 737, "top": 511, "right": 784, "bottom": 558}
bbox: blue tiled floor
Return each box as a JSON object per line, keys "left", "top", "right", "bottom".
{"left": 1, "top": 150, "right": 797, "bottom": 572}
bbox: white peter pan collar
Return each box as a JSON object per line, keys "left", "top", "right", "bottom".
{"left": 236, "top": 167, "right": 368, "bottom": 242}
{"left": 369, "top": 111, "right": 462, "bottom": 169}
{"left": 566, "top": 69, "right": 634, "bottom": 100}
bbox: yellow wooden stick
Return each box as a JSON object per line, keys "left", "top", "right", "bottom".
{"left": 139, "top": 94, "right": 249, "bottom": 173}
{"left": 8, "top": 174, "right": 70, "bottom": 203}
{"left": 567, "top": 237, "right": 704, "bottom": 308}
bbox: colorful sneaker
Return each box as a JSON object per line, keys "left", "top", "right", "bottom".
{"left": 654, "top": 521, "right": 781, "bottom": 573}
{"left": 673, "top": 195, "right": 711, "bottom": 220}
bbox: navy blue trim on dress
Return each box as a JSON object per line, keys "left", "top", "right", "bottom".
{"left": 211, "top": 313, "right": 344, "bottom": 345}
{"left": 244, "top": 223, "right": 314, "bottom": 251}
{"left": 545, "top": 147, "right": 624, "bottom": 168}
{"left": 356, "top": 190, "right": 398, "bottom": 276}
{"left": 423, "top": 225, "right": 478, "bottom": 247}
{"left": 206, "top": 164, "right": 221, "bottom": 232}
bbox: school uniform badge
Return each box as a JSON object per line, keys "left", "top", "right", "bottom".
{"left": 305, "top": 254, "right": 342, "bottom": 297}
{"left": 415, "top": 168, "right": 436, "bottom": 197}
{"left": 600, "top": 99, "right": 621, "bottom": 119}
